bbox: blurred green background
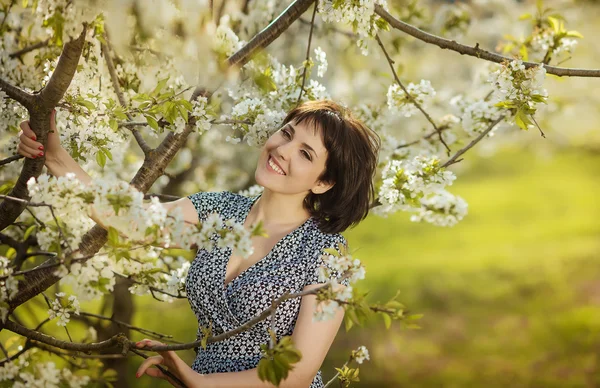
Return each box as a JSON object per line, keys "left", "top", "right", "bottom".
{"left": 128, "top": 146, "right": 600, "bottom": 387}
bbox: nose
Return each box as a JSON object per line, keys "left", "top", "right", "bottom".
{"left": 274, "top": 140, "right": 294, "bottom": 161}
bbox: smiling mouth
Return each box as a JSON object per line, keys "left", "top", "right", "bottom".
{"left": 267, "top": 156, "right": 286, "bottom": 175}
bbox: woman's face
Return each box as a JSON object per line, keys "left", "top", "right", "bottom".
{"left": 255, "top": 119, "right": 333, "bottom": 197}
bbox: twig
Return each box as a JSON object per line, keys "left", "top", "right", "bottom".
{"left": 375, "top": 34, "right": 451, "bottom": 155}
{"left": 101, "top": 31, "right": 152, "bottom": 155}
{"left": 9, "top": 39, "right": 50, "bottom": 59}
{"left": 442, "top": 116, "right": 505, "bottom": 168}
{"left": 129, "top": 348, "right": 187, "bottom": 388}
{"left": 296, "top": 1, "right": 318, "bottom": 106}
{"left": 0, "top": 194, "right": 72, "bottom": 254}
{"left": 0, "top": 0, "right": 15, "bottom": 32}
{"left": 530, "top": 115, "right": 545, "bottom": 138}
{"left": 79, "top": 311, "right": 179, "bottom": 342}
{"left": 396, "top": 124, "right": 451, "bottom": 150}
{"left": 374, "top": 5, "right": 600, "bottom": 78}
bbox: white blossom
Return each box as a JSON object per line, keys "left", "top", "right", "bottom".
{"left": 387, "top": 80, "right": 436, "bottom": 118}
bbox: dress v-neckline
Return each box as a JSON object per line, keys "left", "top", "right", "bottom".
{"left": 222, "top": 194, "right": 312, "bottom": 291}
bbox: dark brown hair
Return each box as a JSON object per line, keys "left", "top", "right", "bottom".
{"left": 283, "top": 100, "right": 380, "bottom": 234}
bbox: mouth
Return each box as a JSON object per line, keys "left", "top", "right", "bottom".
{"left": 267, "top": 155, "right": 286, "bottom": 175}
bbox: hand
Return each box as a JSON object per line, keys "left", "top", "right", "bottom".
{"left": 18, "top": 109, "right": 63, "bottom": 160}
{"left": 135, "top": 339, "right": 188, "bottom": 387}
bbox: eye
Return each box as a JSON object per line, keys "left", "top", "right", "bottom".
{"left": 301, "top": 150, "right": 312, "bottom": 161}
{"left": 281, "top": 129, "right": 291, "bottom": 139}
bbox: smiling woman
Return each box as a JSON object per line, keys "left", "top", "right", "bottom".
{"left": 17, "top": 99, "right": 380, "bottom": 388}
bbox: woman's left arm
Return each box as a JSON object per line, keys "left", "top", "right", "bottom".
{"left": 136, "top": 283, "right": 345, "bottom": 388}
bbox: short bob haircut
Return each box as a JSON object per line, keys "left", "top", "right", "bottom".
{"left": 282, "top": 100, "right": 380, "bottom": 234}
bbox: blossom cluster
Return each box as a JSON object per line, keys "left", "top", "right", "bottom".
{"left": 226, "top": 98, "right": 287, "bottom": 147}
{"left": 318, "top": 0, "right": 389, "bottom": 55}
{"left": 530, "top": 29, "right": 578, "bottom": 58}
{"left": 409, "top": 190, "right": 468, "bottom": 227}
{"left": 375, "top": 156, "right": 466, "bottom": 226}
{"left": 60, "top": 256, "right": 116, "bottom": 301}
{"left": 47, "top": 292, "right": 80, "bottom": 326}
{"left": 0, "top": 351, "right": 90, "bottom": 388}
{"left": 191, "top": 97, "right": 213, "bottom": 133}
{"left": 314, "top": 47, "right": 328, "bottom": 78}
{"left": 488, "top": 59, "right": 547, "bottom": 129}
{"left": 351, "top": 345, "right": 371, "bottom": 364}
{"left": 387, "top": 80, "right": 436, "bottom": 118}
{"left": 450, "top": 95, "right": 504, "bottom": 136}
{"left": 313, "top": 244, "right": 366, "bottom": 321}
{"left": 0, "top": 256, "right": 19, "bottom": 322}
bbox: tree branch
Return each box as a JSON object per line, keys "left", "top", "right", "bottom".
{"left": 3, "top": 319, "right": 121, "bottom": 352}
{"left": 296, "top": 1, "right": 318, "bottom": 105}
{"left": 227, "top": 0, "right": 315, "bottom": 68}
{"left": 374, "top": 5, "right": 600, "bottom": 78}
{"left": 442, "top": 116, "right": 506, "bottom": 168}
{"left": 101, "top": 31, "right": 152, "bottom": 156}
{"left": 0, "top": 77, "right": 34, "bottom": 108}
{"left": 9, "top": 39, "right": 50, "bottom": 59}
{"left": 375, "top": 34, "right": 451, "bottom": 155}
{"left": 0, "top": 154, "right": 24, "bottom": 166}
{"left": 0, "top": 26, "right": 88, "bottom": 232}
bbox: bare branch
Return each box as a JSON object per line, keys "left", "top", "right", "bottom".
{"left": 442, "top": 116, "right": 506, "bottom": 168}
{"left": 0, "top": 155, "right": 24, "bottom": 166}
{"left": 374, "top": 5, "right": 600, "bottom": 78}
{"left": 39, "top": 26, "right": 88, "bottom": 106}
{"left": 375, "top": 34, "right": 451, "bottom": 155}
{"left": 0, "top": 77, "right": 34, "bottom": 108}
{"left": 296, "top": 2, "right": 318, "bottom": 105}
{"left": 3, "top": 319, "right": 121, "bottom": 352}
{"left": 227, "top": 0, "right": 316, "bottom": 68}
{"left": 9, "top": 39, "right": 50, "bottom": 59}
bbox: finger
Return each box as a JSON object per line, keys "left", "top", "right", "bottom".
{"left": 144, "top": 367, "right": 167, "bottom": 379}
{"left": 136, "top": 339, "right": 165, "bottom": 349}
{"left": 17, "top": 143, "right": 43, "bottom": 159}
{"left": 19, "top": 132, "right": 43, "bottom": 150}
{"left": 136, "top": 355, "right": 163, "bottom": 378}
{"left": 19, "top": 121, "right": 36, "bottom": 140}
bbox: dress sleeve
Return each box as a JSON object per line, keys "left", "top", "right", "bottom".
{"left": 305, "top": 234, "right": 351, "bottom": 287}
{"left": 186, "top": 191, "right": 227, "bottom": 222}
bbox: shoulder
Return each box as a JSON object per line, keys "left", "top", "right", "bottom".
{"left": 305, "top": 221, "right": 347, "bottom": 258}
{"left": 186, "top": 191, "right": 250, "bottom": 220}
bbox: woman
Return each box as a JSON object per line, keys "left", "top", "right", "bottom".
{"left": 18, "top": 100, "right": 380, "bottom": 387}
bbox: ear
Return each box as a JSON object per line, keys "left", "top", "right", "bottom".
{"left": 311, "top": 180, "right": 334, "bottom": 195}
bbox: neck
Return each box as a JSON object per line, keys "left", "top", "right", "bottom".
{"left": 248, "top": 188, "right": 310, "bottom": 228}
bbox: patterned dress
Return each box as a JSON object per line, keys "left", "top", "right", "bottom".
{"left": 185, "top": 191, "right": 348, "bottom": 388}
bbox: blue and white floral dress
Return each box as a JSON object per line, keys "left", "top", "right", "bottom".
{"left": 185, "top": 191, "right": 348, "bottom": 387}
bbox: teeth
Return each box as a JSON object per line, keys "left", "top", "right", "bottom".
{"left": 268, "top": 157, "right": 285, "bottom": 175}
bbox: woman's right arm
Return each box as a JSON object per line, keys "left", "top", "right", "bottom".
{"left": 17, "top": 113, "right": 200, "bottom": 231}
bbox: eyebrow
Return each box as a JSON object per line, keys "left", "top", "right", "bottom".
{"left": 284, "top": 123, "right": 318, "bottom": 159}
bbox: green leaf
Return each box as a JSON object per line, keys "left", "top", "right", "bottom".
{"left": 109, "top": 119, "right": 118, "bottom": 132}
{"left": 151, "top": 78, "right": 169, "bottom": 96}
{"left": 145, "top": 115, "right": 159, "bottom": 131}
{"left": 518, "top": 13, "right": 532, "bottom": 20}
{"left": 382, "top": 312, "right": 392, "bottom": 329}
{"left": 107, "top": 227, "right": 119, "bottom": 246}
{"left": 344, "top": 314, "right": 354, "bottom": 331}
{"left": 565, "top": 30, "right": 584, "bottom": 39}
{"left": 547, "top": 16, "right": 560, "bottom": 34}
{"left": 23, "top": 224, "right": 36, "bottom": 240}
{"left": 96, "top": 151, "right": 106, "bottom": 168}
{"left": 515, "top": 109, "right": 533, "bottom": 130}
{"left": 104, "top": 148, "right": 113, "bottom": 161}
{"left": 323, "top": 247, "right": 340, "bottom": 256}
